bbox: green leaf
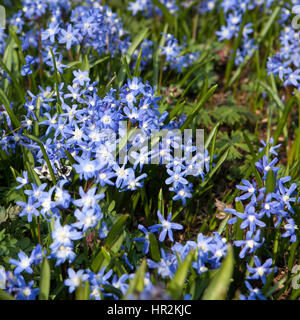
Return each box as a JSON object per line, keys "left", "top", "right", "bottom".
{"left": 167, "top": 251, "right": 193, "bottom": 299}
{"left": 169, "top": 100, "right": 186, "bottom": 119}
{"left": 39, "top": 258, "right": 51, "bottom": 300}
{"left": 258, "top": 80, "right": 285, "bottom": 110}
{"left": 0, "top": 88, "right": 21, "bottom": 128}
{"left": 264, "top": 277, "right": 286, "bottom": 298}
{"left": 125, "top": 260, "right": 147, "bottom": 298}
{"left": 110, "top": 231, "right": 126, "bottom": 254}
{"left": 102, "top": 285, "right": 122, "bottom": 299}
{"left": 91, "top": 247, "right": 111, "bottom": 273}
{"left": 104, "top": 215, "right": 129, "bottom": 247}
{"left": 158, "top": 188, "right": 164, "bottom": 216}
{"left": 181, "top": 84, "right": 218, "bottom": 130}
{"left": 204, "top": 122, "right": 221, "bottom": 150}
{"left": 152, "top": 0, "right": 174, "bottom": 26}
{"left": 178, "top": 52, "right": 209, "bottom": 87}
{"left": 133, "top": 48, "right": 143, "bottom": 78}
{"left": 80, "top": 54, "right": 90, "bottom": 71}
{"left": 75, "top": 281, "right": 90, "bottom": 300}
{"left": 153, "top": 24, "right": 168, "bottom": 87}
{"left": 242, "top": 132, "right": 263, "bottom": 188}
{"left": 118, "top": 28, "right": 149, "bottom": 85}
{"left": 273, "top": 97, "right": 295, "bottom": 144}
{"left": 0, "top": 290, "right": 15, "bottom": 300}
{"left": 266, "top": 170, "right": 276, "bottom": 195}
{"left": 0, "top": 52, "right": 25, "bottom": 103}
{"left": 149, "top": 233, "right": 161, "bottom": 262}
{"left": 198, "top": 148, "right": 229, "bottom": 190}
{"left": 0, "top": 6, "right": 6, "bottom": 29}
{"left": 288, "top": 241, "right": 299, "bottom": 272}
{"left": 49, "top": 47, "right": 62, "bottom": 112}
{"left": 259, "top": 7, "right": 281, "bottom": 40}
{"left": 202, "top": 245, "right": 234, "bottom": 300}
{"left": 9, "top": 27, "right": 25, "bottom": 65}
{"left": 217, "top": 215, "right": 231, "bottom": 235}
{"left": 89, "top": 55, "right": 110, "bottom": 69}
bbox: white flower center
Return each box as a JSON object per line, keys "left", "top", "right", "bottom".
{"left": 56, "top": 228, "right": 70, "bottom": 243}
{"left": 248, "top": 215, "right": 255, "bottom": 223}
{"left": 283, "top": 195, "right": 289, "bottom": 202}
{"left": 257, "top": 267, "right": 264, "bottom": 276}
{"left": 247, "top": 240, "right": 255, "bottom": 248}
{"left": 162, "top": 220, "right": 171, "bottom": 229}
{"left": 84, "top": 164, "right": 95, "bottom": 173}
{"left": 20, "top": 258, "right": 31, "bottom": 269}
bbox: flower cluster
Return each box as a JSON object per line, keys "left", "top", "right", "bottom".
{"left": 0, "top": 69, "right": 214, "bottom": 299}
{"left": 225, "top": 138, "right": 299, "bottom": 299}
{"left": 147, "top": 231, "right": 227, "bottom": 279}
{"left": 0, "top": 205, "right": 228, "bottom": 300}
{"left": 0, "top": 245, "right": 44, "bottom": 300}
{"left": 267, "top": 2, "right": 300, "bottom": 89}
{"left": 131, "top": 33, "right": 200, "bottom": 73}
{"left": 128, "top": 0, "right": 179, "bottom": 17}
{"left": 6, "top": 70, "right": 211, "bottom": 207}
{"left": 214, "top": 1, "right": 266, "bottom": 66}
{"left": 5, "top": 0, "right": 130, "bottom": 81}
{"left": 160, "top": 33, "right": 200, "bottom": 72}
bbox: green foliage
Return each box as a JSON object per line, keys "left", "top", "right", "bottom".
{"left": 202, "top": 245, "right": 234, "bottom": 300}
{"left": 216, "top": 131, "right": 251, "bottom": 161}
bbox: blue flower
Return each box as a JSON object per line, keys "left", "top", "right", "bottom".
{"left": 227, "top": 205, "right": 266, "bottom": 233}
{"left": 247, "top": 256, "right": 276, "bottom": 284}
{"left": 282, "top": 218, "right": 298, "bottom": 242}
{"left": 133, "top": 224, "right": 150, "bottom": 254}
{"left": 64, "top": 268, "right": 89, "bottom": 293}
{"left": 73, "top": 186, "right": 104, "bottom": 210}
{"left": 16, "top": 197, "right": 40, "bottom": 223}
{"left": 16, "top": 171, "right": 29, "bottom": 190}
{"left": 235, "top": 179, "right": 257, "bottom": 202}
{"left": 148, "top": 248, "right": 177, "bottom": 279}
{"left": 272, "top": 182, "right": 297, "bottom": 214}
{"left": 51, "top": 218, "right": 83, "bottom": 250}
{"left": 73, "top": 70, "right": 90, "bottom": 86}
{"left": 170, "top": 183, "right": 192, "bottom": 206}
{"left": 21, "top": 64, "right": 32, "bottom": 77}
{"left": 111, "top": 274, "right": 129, "bottom": 296}
{"left": 165, "top": 166, "right": 188, "bottom": 188}
{"left": 259, "top": 138, "right": 281, "bottom": 156}
{"left": 58, "top": 24, "right": 79, "bottom": 50}
{"left": 72, "top": 208, "right": 102, "bottom": 233}
{"left": 255, "top": 155, "right": 280, "bottom": 179}
{"left": 99, "top": 222, "right": 109, "bottom": 239}
{"left": 192, "top": 254, "right": 208, "bottom": 275}
{"left": 87, "top": 266, "right": 113, "bottom": 287}
{"left": 30, "top": 244, "right": 44, "bottom": 265}
{"left": 10, "top": 252, "right": 33, "bottom": 275}
{"left": 242, "top": 281, "right": 266, "bottom": 300}
{"left": 123, "top": 171, "right": 147, "bottom": 191}
{"left": 216, "top": 25, "right": 235, "bottom": 41}
{"left": 113, "top": 160, "right": 131, "bottom": 189}
{"left": 16, "top": 279, "right": 39, "bottom": 300}
{"left": 41, "top": 22, "right": 60, "bottom": 43}
{"left": 50, "top": 244, "right": 76, "bottom": 266}
{"left": 234, "top": 230, "right": 264, "bottom": 259}
{"left": 73, "top": 156, "right": 103, "bottom": 180}
{"left": 149, "top": 211, "right": 183, "bottom": 242}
